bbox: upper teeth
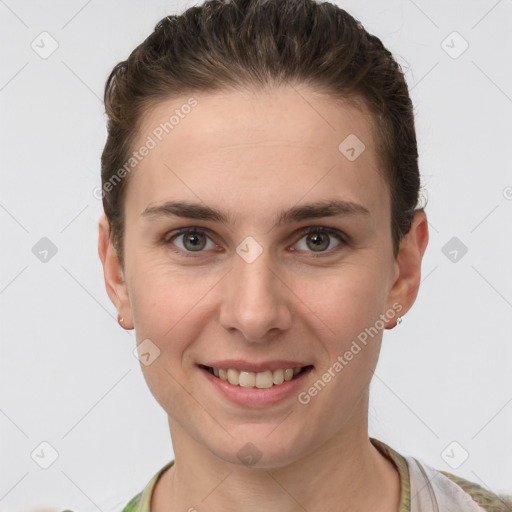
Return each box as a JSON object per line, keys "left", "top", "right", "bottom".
{"left": 212, "top": 367, "right": 303, "bottom": 388}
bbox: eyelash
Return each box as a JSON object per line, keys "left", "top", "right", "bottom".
{"left": 162, "top": 226, "right": 348, "bottom": 258}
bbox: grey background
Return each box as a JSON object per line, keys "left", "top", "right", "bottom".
{"left": 1, "top": 0, "right": 511, "bottom": 510}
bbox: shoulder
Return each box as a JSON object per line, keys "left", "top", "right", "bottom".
{"left": 441, "top": 471, "right": 512, "bottom": 512}
{"left": 119, "top": 460, "right": 175, "bottom": 512}
{"left": 119, "top": 492, "right": 144, "bottom": 512}
{"left": 370, "top": 438, "right": 511, "bottom": 512}
{"left": 59, "top": 491, "right": 146, "bottom": 512}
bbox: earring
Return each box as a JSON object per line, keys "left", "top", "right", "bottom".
{"left": 387, "top": 316, "right": 403, "bottom": 329}
{"left": 117, "top": 313, "right": 124, "bottom": 327}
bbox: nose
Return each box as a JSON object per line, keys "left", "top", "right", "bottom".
{"left": 218, "top": 247, "right": 293, "bottom": 343}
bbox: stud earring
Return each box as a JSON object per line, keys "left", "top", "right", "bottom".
{"left": 117, "top": 313, "right": 124, "bottom": 327}
{"left": 387, "top": 316, "right": 403, "bottom": 329}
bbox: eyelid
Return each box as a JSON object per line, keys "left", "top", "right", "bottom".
{"left": 291, "top": 225, "right": 348, "bottom": 256}
{"left": 295, "top": 225, "right": 348, "bottom": 244}
{"left": 162, "top": 226, "right": 219, "bottom": 258}
{"left": 162, "top": 225, "right": 348, "bottom": 257}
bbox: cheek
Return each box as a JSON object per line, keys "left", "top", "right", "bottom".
{"left": 128, "top": 254, "right": 219, "bottom": 337}
{"left": 128, "top": 247, "right": 389, "bottom": 350}
{"left": 296, "top": 266, "right": 387, "bottom": 419}
{"left": 292, "top": 260, "right": 389, "bottom": 336}
{"left": 127, "top": 261, "right": 211, "bottom": 413}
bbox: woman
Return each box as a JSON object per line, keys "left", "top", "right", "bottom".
{"left": 96, "top": 0, "right": 511, "bottom": 511}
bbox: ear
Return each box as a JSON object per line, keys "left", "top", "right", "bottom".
{"left": 97, "top": 214, "right": 133, "bottom": 329}
{"left": 385, "top": 209, "right": 429, "bottom": 328}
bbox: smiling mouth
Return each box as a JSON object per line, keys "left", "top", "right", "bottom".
{"left": 199, "top": 364, "right": 314, "bottom": 389}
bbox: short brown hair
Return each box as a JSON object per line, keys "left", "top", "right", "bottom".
{"left": 101, "top": 0, "right": 424, "bottom": 267}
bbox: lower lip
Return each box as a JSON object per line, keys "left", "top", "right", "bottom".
{"left": 199, "top": 366, "right": 313, "bottom": 407}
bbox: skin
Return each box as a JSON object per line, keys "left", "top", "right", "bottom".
{"left": 98, "top": 85, "right": 428, "bottom": 512}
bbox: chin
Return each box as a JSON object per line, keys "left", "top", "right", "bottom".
{"left": 208, "top": 430, "right": 311, "bottom": 470}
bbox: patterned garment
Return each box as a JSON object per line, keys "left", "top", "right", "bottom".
{"left": 76, "top": 438, "right": 511, "bottom": 512}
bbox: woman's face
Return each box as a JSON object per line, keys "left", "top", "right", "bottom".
{"left": 101, "top": 85, "right": 425, "bottom": 467}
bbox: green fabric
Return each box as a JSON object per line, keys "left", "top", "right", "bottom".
{"left": 371, "top": 437, "right": 410, "bottom": 512}
{"left": 120, "top": 439, "right": 510, "bottom": 512}
{"left": 439, "top": 470, "right": 512, "bottom": 512}
{"left": 122, "top": 460, "right": 174, "bottom": 512}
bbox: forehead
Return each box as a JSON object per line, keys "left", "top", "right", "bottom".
{"left": 126, "top": 85, "right": 388, "bottom": 222}
{"left": 137, "top": 86, "right": 378, "bottom": 154}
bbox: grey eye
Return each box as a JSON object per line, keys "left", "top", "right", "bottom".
{"left": 170, "top": 230, "right": 214, "bottom": 252}
{"left": 294, "top": 229, "right": 343, "bottom": 253}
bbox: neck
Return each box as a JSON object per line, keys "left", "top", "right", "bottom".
{"left": 152, "top": 394, "right": 400, "bottom": 512}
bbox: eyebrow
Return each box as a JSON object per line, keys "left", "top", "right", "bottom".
{"left": 140, "top": 199, "right": 370, "bottom": 226}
